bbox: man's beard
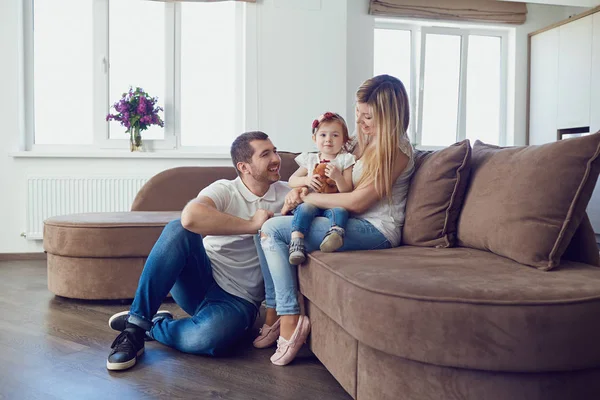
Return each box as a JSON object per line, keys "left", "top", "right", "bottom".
{"left": 249, "top": 166, "right": 279, "bottom": 184}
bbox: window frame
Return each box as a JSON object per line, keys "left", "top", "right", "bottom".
{"left": 22, "top": 0, "right": 248, "bottom": 154}
{"left": 374, "top": 21, "right": 509, "bottom": 149}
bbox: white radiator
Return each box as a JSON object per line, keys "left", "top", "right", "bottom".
{"left": 26, "top": 177, "right": 149, "bottom": 240}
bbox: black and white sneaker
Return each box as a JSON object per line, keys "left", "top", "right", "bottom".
{"left": 108, "top": 310, "right": 173, "bottom": 334}
{"left": 288, "top": 237, "right": 306, "bottom": 265}
{"left": 106, "top": 330, "right": 145, "bottom": 371}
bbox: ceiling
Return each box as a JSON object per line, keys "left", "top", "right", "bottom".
{"left": 500, "top": 0, "right": 599, "bottom": 7}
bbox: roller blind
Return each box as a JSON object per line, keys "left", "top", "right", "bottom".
{"left": 369, "top": 0, "right": 527, "bottom": 25}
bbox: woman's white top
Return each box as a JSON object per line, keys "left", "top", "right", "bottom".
{"left": 351, "top": 138, "right": 414, "bottom": 247}
{"left": 294, "top": 152, "right": 356, "bottom": 173}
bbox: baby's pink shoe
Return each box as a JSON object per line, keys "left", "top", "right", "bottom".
{"left": 253, "top": 318, "right": 281, "bottom": 349}
{"left": 270, "top": 315, "right": 311, "bottom": 366}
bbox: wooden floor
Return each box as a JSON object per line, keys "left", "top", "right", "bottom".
{"left": 0, "top": 260, "right": 351, "bottom": 400}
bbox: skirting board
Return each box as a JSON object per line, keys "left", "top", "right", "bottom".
{"left": 0, "top": 253, "right": 47, "bottom": 261}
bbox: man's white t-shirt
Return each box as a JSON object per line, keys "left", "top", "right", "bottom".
{"left": 197, "top": 177, "right": 289, "bottom": 306}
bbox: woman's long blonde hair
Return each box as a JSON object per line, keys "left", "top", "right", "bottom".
{"left": 355, "top": 75, "right": 409, "bottom": 199}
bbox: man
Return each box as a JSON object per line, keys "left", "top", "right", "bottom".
{"left": 106, "top": 131, "right": 293, "bottom": 371}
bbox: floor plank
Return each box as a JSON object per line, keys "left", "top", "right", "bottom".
{"left": 0, "top": 260, "right": 351, "bottom": 400}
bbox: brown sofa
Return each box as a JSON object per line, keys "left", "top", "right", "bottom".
{"left": 44, "top": 135, "right": 600, "bottom": 400}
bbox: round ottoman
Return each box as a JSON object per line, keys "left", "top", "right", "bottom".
{"left": 43, "top": 211, "right": 181, "bottom": 300}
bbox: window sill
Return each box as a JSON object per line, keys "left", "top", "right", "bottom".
{"left": 10, "top": 150, "right": 231, "bottom": 160}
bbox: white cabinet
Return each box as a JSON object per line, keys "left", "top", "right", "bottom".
{"left": 590, "top": 13, "right": 600, "bottom": 239}
{"left": 529, "top": 29, "right": 559, "bottom": 145}
{"left": 592, "top": 13, "right": 600, "bottom": 134}
{"left": 529, "top": 11, "right": 600, "bottom": 244}
{"left": 557, "top": 15, "right": 593, "bottom": 130}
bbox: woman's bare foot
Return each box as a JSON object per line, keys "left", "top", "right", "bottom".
{"left": 280, "top": 314, "right": 300, "bottom": 340}
{"left": 265, "top": 307, "right": 278, "bottom": 327}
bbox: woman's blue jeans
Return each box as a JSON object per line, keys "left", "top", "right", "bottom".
{"left": 257, "top": 215, "right": 391, "bottom": 315}
{"left": 291, "top": 203, "right": 348, "bottom": 235}
{"left": 127, "top": 219, "right": 257, "bottom": 356}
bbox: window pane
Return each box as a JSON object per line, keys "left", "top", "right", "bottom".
{"left": 180, "top": 2, "right": 237, "bottom": 148}
{"left": 34, "top": 0, "right": 94, "bottom": 145}
{"left": 466, "top": 35, "right": 501, "bottom": 145}
{"left": 420, "top": 34, "right": 461, "bottom": 147}
{"left": 374, "top": 29, "right": 411, "bottom": 99}
{"left": 109, "top": 0, "right": 165, "bottom": 140}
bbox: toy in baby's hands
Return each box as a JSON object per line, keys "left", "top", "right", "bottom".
{"left": 281, "top": 160, "right": 339, "bottom": 216}
{"left": 312, "top": 160, "right": 338, "bottom": 194}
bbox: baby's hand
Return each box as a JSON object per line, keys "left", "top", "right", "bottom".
{"left": 305, "top": 174, "right": 323, "bottom": 192}
{"left": 324, "top": 164, "right": 342, "bottom": 182}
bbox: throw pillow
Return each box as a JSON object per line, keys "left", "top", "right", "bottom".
{"left": 402, "top": 140, "right": 472, "bottom": 247}
{"left": 456, "top": 132, "right": 600, "bottom": 270}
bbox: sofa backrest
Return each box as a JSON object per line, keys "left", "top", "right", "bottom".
{"left": 131, "top": 151, "right": 299, "bottom": 211}
{"left": 563, "top": 213, "right": 600, "bottom": 266}
{"left": 403, "top": 137, "right": 600, "bottom": 268}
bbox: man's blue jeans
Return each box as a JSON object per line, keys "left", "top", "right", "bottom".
{"left": 291, "top": 203, "right": 348, "bottom": 236}
{"left": 127, "top": 219, "right": 257, "bottom": 356}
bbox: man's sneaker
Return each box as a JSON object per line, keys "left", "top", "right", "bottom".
{"left": 108, "top": 310, "right": 173, "bottom": 341}
{"left": 288, "top": 237, "right": 306, "bottom": 265}
{"left": 106, "top": 330, "right": 145, "bottom": 371}
{"left": 108, "top": 310, "right": 173, "bottom": 332}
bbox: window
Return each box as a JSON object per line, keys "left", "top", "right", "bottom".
{"left": 33, "top": 0, "right": 94, "bottom": 145}
{"left": 26, "top": 0, "right": 245, "bottom": 152}
{"left": 374, "top": 23, "right": 508, "bottom": 148}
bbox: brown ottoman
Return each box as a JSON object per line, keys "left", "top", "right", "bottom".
{"left": 43, "top": 211, "right": 181, "bottom": 300}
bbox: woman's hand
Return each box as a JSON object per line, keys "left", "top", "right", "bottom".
{"left": 324, "top": 164, "right": 342, "bottom": 182}
{"left": 281, "top": 187, "right": 308, "bottom": 215}
{"left": 305, "top": 174, "right": 323, "bottom": 192}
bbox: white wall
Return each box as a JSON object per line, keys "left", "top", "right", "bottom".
{"left": 346, "top": 0, "right": 375, "bottom": 127}
{"left": 0, "top": 0, "right": 590, "bottom": 253}
{"left": 256, "top": 0, "right": 348, "bottom": 152}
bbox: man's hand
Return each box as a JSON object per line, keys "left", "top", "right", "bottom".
{"left": 305, "top": 174, "right": 323, "bottom": 192}
{"left": 250, "top": 209, "right": 274, "bottom": 231}
{"left": 324, "top": 164, "right": 342, "bottom": 182}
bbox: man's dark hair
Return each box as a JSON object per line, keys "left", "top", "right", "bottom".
{"left": 230, "top": 131, "right": 269, "bottom": 174}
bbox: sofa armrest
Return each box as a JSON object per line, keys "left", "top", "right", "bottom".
{"left": 131, "top": 166, "right": 237, "bottom": 211}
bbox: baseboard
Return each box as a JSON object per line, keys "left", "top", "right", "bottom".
{"left": 0, "top": 253, "right": 47, "bottom": 261}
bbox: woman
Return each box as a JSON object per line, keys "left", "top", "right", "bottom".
{"left": 257, "top": 74, "right": 415, "bottom": 366}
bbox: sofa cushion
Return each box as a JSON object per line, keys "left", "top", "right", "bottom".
{"left": 299, "top": 246, "right": 600, "bottom": 372}
{"left": 44, "top": 211, "right": 181, "bottom": 257}
{"left": 457, "top": 133, "right": 600, "bottom": 270}
{"left": 402, "top": 140, "right": 471, "bottom": 247}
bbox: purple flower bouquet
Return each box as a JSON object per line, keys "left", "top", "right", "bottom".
{"left": 106, "top": 87, "right": 164, "bottom": 151}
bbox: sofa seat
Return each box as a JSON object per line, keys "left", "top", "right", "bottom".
{"left": 44, "top": 212, "right": 180, "bottom": 299}
{"left": 300, "top": 246, "right": 600, "bottom": 373}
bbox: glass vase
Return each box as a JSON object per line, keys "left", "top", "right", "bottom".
{"left": 129, "top": 126, "right": 143, "bottom": 152}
